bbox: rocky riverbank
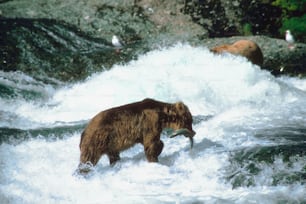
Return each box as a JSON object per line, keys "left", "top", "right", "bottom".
{"left": 0, "top": 0, "right": 305, "bottom": 81}
{"left": 203, "top": 36, "right": 306, "bottom": 77}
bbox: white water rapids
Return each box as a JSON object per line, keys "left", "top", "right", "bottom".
{"left": 0, "top": 44, "right": 306, "bottom": 203}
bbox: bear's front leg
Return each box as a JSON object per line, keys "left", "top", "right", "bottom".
{"left": 144, "top": 138, "right": 164, "bottom": 162}
{"left": 107, "top": 152, "right": 120, "bottom": 165}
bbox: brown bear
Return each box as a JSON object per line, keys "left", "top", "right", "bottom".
{"left": 78, "top": 98, "right": 196, "bottom": 172}
{"left": 210, "top": 39, "right": 264, "bottom": 66}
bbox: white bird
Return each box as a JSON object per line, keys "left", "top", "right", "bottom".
{"left": 285, "top": 30, "right": 295, "bottom": 49}
{"left": 112, "top": 35, "right": 123, "bottom": 47}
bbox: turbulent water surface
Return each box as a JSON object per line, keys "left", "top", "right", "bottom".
{"left": 0, "top": 44, "right": 306, "bottom": 203}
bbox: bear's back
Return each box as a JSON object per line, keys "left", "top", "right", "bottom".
{"left": 88, "top": 98, "right": 169, "bottom": 126}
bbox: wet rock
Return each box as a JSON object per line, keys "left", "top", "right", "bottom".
{"left": 0, "top": 0, "right": 203, "bottom": 45}
{"left": 0, "top": 18, "right": 148, "bottom": 82}
{"left": 0, "top": 0, "right": 305, "bottom": 77}
{"left": 182, "top": 0, "right": 238, "bottom": 37}
{"left": 182, "top": 0, "right": 282, "bottom": 38}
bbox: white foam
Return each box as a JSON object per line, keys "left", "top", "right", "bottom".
{"left": 11, "top": 44, "right": 306, "bottom": 125}
{"left": 1, "top": 44, "right": 306, "bottom": 203}
{"left": 1, "top": 134, "right": 305, "bottom": 203}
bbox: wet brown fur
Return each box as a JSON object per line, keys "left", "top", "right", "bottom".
{"left": 210, "top": 39, "right": 263, "bottom": 66}
{"left": 79, "top": 98, "right": 195, "bottom": 167}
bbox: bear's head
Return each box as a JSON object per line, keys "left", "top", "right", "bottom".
{"left": 164, "top": 102, "right": 196, "bottom": 148}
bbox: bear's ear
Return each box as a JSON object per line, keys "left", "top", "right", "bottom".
{"left": 174, "top": 102, "right": 185, "bottom": 113}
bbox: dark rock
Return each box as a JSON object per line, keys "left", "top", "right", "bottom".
{"left": 0, "top": 0, "right": 305, "bottom": 77}
{"left": 182, "top": 0, "right": 239, "bottom": 37}
{"left": 0, "top": 18, "right": 148, "bottom": 82}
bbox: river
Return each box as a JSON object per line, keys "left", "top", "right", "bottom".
{"left": 0, "top": 44, "right": 305, "bottom": 203}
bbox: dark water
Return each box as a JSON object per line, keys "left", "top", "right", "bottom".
{"left": 0, "top": 18, "right": 306, "bottom": 203}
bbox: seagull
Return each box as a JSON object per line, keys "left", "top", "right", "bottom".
{"left": 285, "top": 30, "right": 295, "bottom": 49}
{"left": 112, "top": 35, "right": 123, "bottom": 48}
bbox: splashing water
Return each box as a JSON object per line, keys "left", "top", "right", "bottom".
{"left": 1, "top": 44, "right": 306, "bottom": 203}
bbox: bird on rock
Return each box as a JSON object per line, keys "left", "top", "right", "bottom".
{"left": 112, "top": 35, "right": 123, "bottom": 54}
{"left": 285, "top": 30, "right": 295, "bottom": 49}
{"left": 112, "top": 35, "right": 123, "bottom": 47}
